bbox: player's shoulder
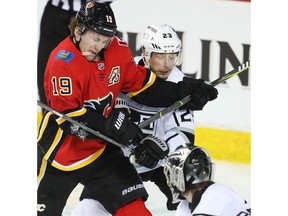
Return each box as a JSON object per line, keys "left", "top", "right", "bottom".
{"left": 106, "top": 36, "right": 133, "bottom": 60}
{"left": 48, "top": 38, "right": 90, "bottom": 76}
{"left": 51, "top": 37, "right": 78, "bottom": 64}
{"left": 208, "top": 183, "right": 251, "bottom": 215}
{"left": 203, "top": 183, "right": 245, "bottom": 205}
{"left": 206, "top": 183, "right": 235, "bottom": 197}
{"left": 109, "top": 36, "right": 130, "bottom": 50}
{"left": 53, "top": 49, "right": 76, "bottom": 64}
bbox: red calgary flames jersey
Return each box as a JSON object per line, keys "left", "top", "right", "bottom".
{"left": 38, "top": 36, "right": 156, "bottom": 171}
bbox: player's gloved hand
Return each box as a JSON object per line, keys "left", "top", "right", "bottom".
{"left": 131, "top": 135, "right": 169, "bottom": 169}
{"left": 177, "top": 77, "right": 218, "bottom": 110}
{"left": 103, "top": 108, "right": 143, "bottom": 146}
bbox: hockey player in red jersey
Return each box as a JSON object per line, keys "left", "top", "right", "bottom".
{"left": 37, "top": 1, "right": 218, "bottom": 215}
{"left": 71, "top": 24, "right": 196, "bottom": 216}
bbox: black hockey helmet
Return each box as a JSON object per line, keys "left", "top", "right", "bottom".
{"left": 163, "top": 145, "right": 214, "bottom": 202}
{"left": 76, "top": 0, "right": 117, "bottom": 37}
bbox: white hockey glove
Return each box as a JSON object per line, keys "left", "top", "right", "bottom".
{"left": 130, "top": 135, "right": 169, "bottom": 169}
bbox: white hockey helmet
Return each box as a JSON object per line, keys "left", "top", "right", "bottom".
{"left": 141, "top": 24, "right": 182, "bottom": 66}
{"left": 163, "top": 144, "right": 214, "bottom": 202}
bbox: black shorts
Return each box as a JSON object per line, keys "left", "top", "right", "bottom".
{"left": 82, "top": 145, "right": 149, "bottom": 214}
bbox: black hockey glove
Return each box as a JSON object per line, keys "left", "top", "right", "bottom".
{"left": 132, "top": 135, "right": 169, "bottom": 169}
{"left": 103, "top": 108, "right": 143, "bottom": 147}
{"left": 177, "top": 77, "right": 218, "bottom": 110}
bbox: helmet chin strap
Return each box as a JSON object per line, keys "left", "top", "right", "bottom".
{"left": 73, "top": 35, "right": 82, "bottom": 52}
{"left": 73, "top": 35, "right": 94, "bottom": 58}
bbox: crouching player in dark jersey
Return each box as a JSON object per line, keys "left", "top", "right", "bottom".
{"left": 37, "top": 1, "right": 218, "bottom": 216}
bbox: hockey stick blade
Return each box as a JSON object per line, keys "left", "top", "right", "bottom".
{"left": 138, "top": 60, "right": 250, "bottom": 129}
{"left": 37, "top": 100, "right": 125, "bottom": 149}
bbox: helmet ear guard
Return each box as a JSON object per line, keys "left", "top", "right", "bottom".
{"left": 141, "top": 46, "right": 151, "bottom": 68}
{"left": 163, "top": 144, "right": 214, "bottom": 203}
{"left": 76, "top": 0, "right": 117, "bottom": 37}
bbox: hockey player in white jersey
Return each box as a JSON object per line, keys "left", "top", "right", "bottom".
{"left": 163, "top": 144, "right": 251, "bottom": 216}
{"left": 71, "top": 24, "right": 198, "bottom": 215}
{"left": 120, "top": 24, "right": 195, "bottom": 210}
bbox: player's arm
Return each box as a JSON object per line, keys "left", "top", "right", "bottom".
{"left": 129, "top": 71, "right": 180, "bottom": 107}
{"left": 128, "top": 68, "right": 218, "bottom": 110}
{"left": 46, "top": 104, "right": 143, "bottom": 147}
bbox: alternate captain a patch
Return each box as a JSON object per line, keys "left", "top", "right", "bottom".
{"left": 108, "top": 66, "right": 120, "bottom": 86}
{"left": 55, "top": 50, "right": 75, "bottom": 63}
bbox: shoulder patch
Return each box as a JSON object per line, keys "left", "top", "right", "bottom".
{"left": 55, "top": 50, "right": 75, "bottom": 63}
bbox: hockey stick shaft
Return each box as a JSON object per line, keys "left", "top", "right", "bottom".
{"left": 37, "top": 100, "right": 125, "bottom": 149}
{"left": 138, "top": 60, "right": 250, "bottom": 129}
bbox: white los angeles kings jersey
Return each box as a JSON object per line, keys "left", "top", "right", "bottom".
{"left": 176, "top": 183, "right": 251, "bottom": 216}
{"left": 120, "top": 58, "right": 195, "bottom": 173}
